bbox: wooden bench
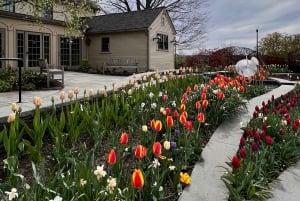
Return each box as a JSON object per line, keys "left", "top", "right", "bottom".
{"left": 103, "top": 57, "right": 139, "bottom": 74}
{"left": 38, "top": 59, "right": 64, "bottom": 88}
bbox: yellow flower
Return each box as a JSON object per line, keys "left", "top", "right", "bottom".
{"left": 127, "top": 89, "right": 133, "bottom": 96}
{"left": 7, "top": 113, "right": 16, "bottom": 123}
{"left": 180, "top": 172, "right": 191, "bottom": 185}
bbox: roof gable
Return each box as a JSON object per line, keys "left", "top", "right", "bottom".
{"left": 85, "top": 7, "right": 166, "bottom": 34}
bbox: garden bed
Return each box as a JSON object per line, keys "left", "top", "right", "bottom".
{"left": 0, "top": 71, "right": 271, "bottom": 200}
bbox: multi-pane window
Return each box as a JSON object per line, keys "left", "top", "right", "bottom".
{"left": 43, "top": 35, "right": 50, "bottom": 62}
{"left": 1, "top": 0, "right": 14, "bottom": 12}
{"left": 101, "top": 37, "right": 110, "bottom": 52}
{"left": 60, "top": 37, "right": 80, "bottom": 67}
{"left": 27, "top": 33, "right": 41, "bottom": 67}
{"left": 17, "top": 32, "right": 24, "bottom": 61}
{"left": 16, "top": 31, "right": 50, "bottom": 67}
{"left": 0, "top": 29, "right": 4, "bottom": 68}
{"left": 157, "top": 33, "right": 168, "bottom": 51}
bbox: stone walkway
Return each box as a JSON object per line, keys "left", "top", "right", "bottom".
{"left": 0, "top": 72, "right": 299, "bottom": 200}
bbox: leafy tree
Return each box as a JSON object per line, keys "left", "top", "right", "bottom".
{"left": 0, "top": 0, "right": 100, "bottom": 37}
{"left": 258, "top": 32, "right": 300, "bottom": 61}
{"left": 99, "top": 0, "right": 209, "bottom": 50}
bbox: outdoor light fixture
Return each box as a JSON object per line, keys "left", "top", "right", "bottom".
{"left": 153, "top": 35, "right": 161, "bottom": 41}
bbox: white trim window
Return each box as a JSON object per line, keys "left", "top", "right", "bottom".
{"left": 157, "top": 33, "right": 168, "bottom": 51}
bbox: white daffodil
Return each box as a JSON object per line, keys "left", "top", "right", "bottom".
{"left": 49, "top": 195, "right": 63, "bottom": 201}
{"left": 94, "top": 165, "right": 107, "bottom": 180}
{"left": 5, "top": 188, "right": 18, "bottom": 200}
{"left": 106, "top": 177, "right": 117, "bottom": 194}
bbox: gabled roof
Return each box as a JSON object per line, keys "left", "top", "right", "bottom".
{"left": 85, "top": 7, "right": 165, "bottom": 34}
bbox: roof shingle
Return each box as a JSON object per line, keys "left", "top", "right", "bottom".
{"left": 85, "top": 7, "right": 164, "bottom": 34}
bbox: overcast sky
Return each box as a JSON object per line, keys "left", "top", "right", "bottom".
{"left": 202, "top": 0, "right": 300, "bottom": 50}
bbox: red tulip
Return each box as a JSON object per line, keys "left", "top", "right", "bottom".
{"left": 197, "top": 112, "right": 205, "bottom": 123}
{"left": 265, "top": 136, "right": 273, "bottom": 145}
{"left": 173, "top": 110, "right": 179, "bottom": 119}
{"left": 240, "top": 137, "right": 246, "bottom": 147}
{"left": 239, "top": 148, "right": 246, "bottom": 159}
{"left": 195, "top": 101, "right": 201, "bottom": 110}
{"left": 279, "top": 127, "right": 285, "bottom": 135}
{"left": 231, "top": 155, "right": 240, "bottom": 169}
{"left": 131, "top": 169, "right": 144, "bottom": 189}
{"left": 239, "top": 86, "right": 245, "bottom": 93}
{"left": 201, "top": 93, "right": 207, "bottom": 100}
{"left": 166, "top": 116, "right": 174, "bottom": 127}
{"left": 252, "top": 142, "right": 258, "bottom": 152}
{"left": 107, "top": 149, "right": 117, "bottom": 165}
{"left": 165, "top": 107, "right": 171, "bottom": 115}
{"left": 152, "top": 142, "right": 162, "bottom": 155}
{"left": 185, "top": 121, "right": 193, "bottom": 131}
{"left": 202, "top": 99, "right": 209, "bottom": 108}
{"left": 119, "top": 132, "right": 128, "bottom": 145}
{"left": 217, "top": 91, "right": 225, "bottom": 100}
{"left": 135, "top": 145, "right": 147, "bottom": 159}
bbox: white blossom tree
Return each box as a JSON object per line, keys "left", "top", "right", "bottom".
{"left": 0, "top": 0, "right": 100, "bottom": 37}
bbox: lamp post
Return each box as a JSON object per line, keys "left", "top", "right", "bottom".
{"left": 256, "top": 28, "right": 259, "bottom": 59}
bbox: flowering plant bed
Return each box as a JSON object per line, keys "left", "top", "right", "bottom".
{"left": 223, "top": 84, "right": 300, "bottom": 200}
{"left": 0, "top": 70, "right": 268, "bottom": 201}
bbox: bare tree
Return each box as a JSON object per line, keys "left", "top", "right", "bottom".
{"left": 100, "top": 0, "right": 209, "bottom": 50}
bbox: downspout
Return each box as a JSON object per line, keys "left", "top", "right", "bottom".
{"left": 146, "top": 28, "right": 150, "bottom": 71}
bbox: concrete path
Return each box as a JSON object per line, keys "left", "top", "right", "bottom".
{"left": 0, "top": 71, "right": 133, "bottom": 123}
{"left": 0, "top": 73, "right": 299, "bottom": 200}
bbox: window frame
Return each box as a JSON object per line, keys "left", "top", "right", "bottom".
{"left": 157, "top": 33, "right": 168, "bottom": 51}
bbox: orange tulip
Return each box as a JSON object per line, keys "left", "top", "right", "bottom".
{"left": 153, "top": 142, "right": 162, "bottom": 155}
{"left": 179, "top": 114, "right": 187, "bottom": 125}
{"left": 195, "top": 101, "right": 201, "bottom": 110}
{"left": 135, "top": 145, "right": 147, "bottom": 159}
{"left": 197, "top": 112, "right": 205, "bottom": 123}
{"left": 154, "top": 120, "right": 162, "bottom": 131}
{"left": 131, "top": 169, "right": 144, "bottom": 189}
{"left": 180, "top": 104, "right": 186, "bottom": 111}
{"left": 119, "top": 132, "right": 128, "bottom": 145}
{"left": 166, "top": 116, "right": 174, "bottom": 127}
{"left": 182, "top": 111, "right": 188, "bottom": 118}
{"left": 107, "top": 149, "right": 117, "bottom": 165}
